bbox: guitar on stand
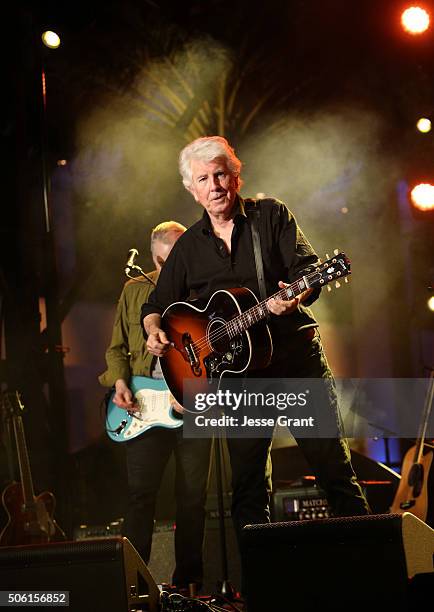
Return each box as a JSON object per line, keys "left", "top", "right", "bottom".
{"left": 390, "top": 371, "right": 434, "bottom": 524}
{"left": 0, "top": 391, "right": 66, "bottom": 546}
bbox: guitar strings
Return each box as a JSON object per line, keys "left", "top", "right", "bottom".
{"left": 190, "top": 274, "right": 315, "bottom": 353}
{"left": 191, "top": 280, "right": 306, "bottom": 352}
{"left": 189, "top": 261, "right": 344, "bottom": 353}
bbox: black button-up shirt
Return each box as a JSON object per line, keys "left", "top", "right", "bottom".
{"left": 141, "top": 196, "right": 320, "bottom": 363}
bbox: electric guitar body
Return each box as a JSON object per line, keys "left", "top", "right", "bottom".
{"left": 0, "top": 483, "right": 65, "bottom": 546}
{"left": 105, "top": 376, "right": 182, "bottom": 442}
{"left": 0, "top": 391, "right": 66, "bottom": 546}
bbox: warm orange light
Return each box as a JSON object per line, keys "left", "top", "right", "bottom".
{"left": 428, "top": 296, "right": 434, "bottom": 312}
{"left": 401, "top": 6, "right": 430, "bottom": 34}
{"left": 410, "top": 183, "right": 434, "bottom": 210}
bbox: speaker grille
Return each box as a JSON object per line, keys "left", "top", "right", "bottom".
{"left": 0, "top": 537, "right": 124, "bottom": 568}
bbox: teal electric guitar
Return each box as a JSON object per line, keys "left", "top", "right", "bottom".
{"left": 105, "top": 376, "right": 183, "bottom": 442}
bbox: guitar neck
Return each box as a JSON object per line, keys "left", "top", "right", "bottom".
{"left": 414, "top": 372, "right": 434, "bottom": 464}
{"left": 226, "top": 254, "right": 339, "bottom": 339}
{"left": 228, "top": 281, "right": 305, "bottom": 336}
{"left": 13, "top": 416, "right": 36, "bottom": 506}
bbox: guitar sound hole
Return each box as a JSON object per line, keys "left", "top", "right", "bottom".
{"left": 207, "top": 318, "right": 231, "bottom": 353}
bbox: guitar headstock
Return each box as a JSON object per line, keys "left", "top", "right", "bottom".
{"left": 305, "top": 251, "right": 351, "bottom": 291}
{"left": 2, "top": 391, "right": 25, "bottom": 418}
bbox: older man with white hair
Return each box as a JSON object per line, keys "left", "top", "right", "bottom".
{"left": 142, "top": 137, "right": 370, "bottom": 588}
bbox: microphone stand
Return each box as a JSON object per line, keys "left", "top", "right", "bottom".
{"left": 213, "top": 432, "right": 236, "bottom": 600}
{"left": 124, "top": 251, "right": 156, "bottom": 286}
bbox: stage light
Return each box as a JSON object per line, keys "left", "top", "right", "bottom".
{"left": 416, "top": 117, "right": 432, "bottom": 133}
{"left": 428, "top": 296, "right": 434, "bottom": 312}
{"left": 410, "top": 182, "right": 434, "bottom": 210}
{"left": 401, "top": 6, "right": 430, "bottom": 34}
{"left": 42, "top": 30, "right": 61, "bottom": 49}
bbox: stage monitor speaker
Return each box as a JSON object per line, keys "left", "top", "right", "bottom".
{"left": 147, "top": 519, "right": 241, "bottom": 595}
{"left": 0, "top": 537, "right": 159, "bottom": 612}
{"left": 242, "top": 512, "right": 434, "bottom": 612}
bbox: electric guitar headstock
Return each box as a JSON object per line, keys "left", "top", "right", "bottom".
{"left": 2, "top": 391, "right": 25, "bottom": 419}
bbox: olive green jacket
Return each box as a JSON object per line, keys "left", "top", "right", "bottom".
{"left": 98, "top": 271, "right": 158, "bottom": 388}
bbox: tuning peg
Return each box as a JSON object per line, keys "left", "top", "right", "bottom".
{"left": 327, "top": 285, "right": 332, "bottom": 292}
{"left": 326, "top": 253, "right": 330, "bottom": 260}
{"left": 334, "top": 249, "right": 339, "bottom": 256}
{"left": 344, "top": 277, "right": 349, "bottom": 283}
{"left": 335, "top": 281, "right": 341, "bottom": 289}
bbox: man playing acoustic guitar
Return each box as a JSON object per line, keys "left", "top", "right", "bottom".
{"left": 99, "top": 221, "right": 212, "bottom": 592}
{"left": 142, "top": 136, "right": 370, "bottom": 590}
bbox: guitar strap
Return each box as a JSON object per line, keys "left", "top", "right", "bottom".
{"left": 245, "top": 199, "right": 268, "bottom": 306}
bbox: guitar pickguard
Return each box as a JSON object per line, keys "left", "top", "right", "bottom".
{"left": 203, "top": 335, "right": 245, "bottom": 380}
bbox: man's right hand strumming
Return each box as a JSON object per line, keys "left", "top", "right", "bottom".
{"left": 113, "top": 378, "right": 140, "bottom": 413}
{"left": 143, "top": 313, "right": 172, "bottom": 357}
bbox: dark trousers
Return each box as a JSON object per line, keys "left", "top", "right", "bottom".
{"left": 124, "top": 427, "right": 211, "bottom": 587}
{"left": 227, "top": 330, "right": 370, "bottom": 589}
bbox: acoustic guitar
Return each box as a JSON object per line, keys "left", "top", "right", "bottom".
{"left": 0, "top": 391, "right": 66, "bottom": 546}
{"left": 390, "top": 372, "right": 434, "bottom": 523}
{"left": 160, "top": 252, "right": 350, "bottom": 407}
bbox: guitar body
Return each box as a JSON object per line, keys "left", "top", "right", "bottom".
{"left": 390, "top": 446, "right": 433, "bottom": 522}
{"left": 105, "top": 376, "right": 182, "bottom": 442}
{"left": 161, "top": 287, "right": 273, "bottom": 407}
{"left": 0, "top": 481, "right": 66, "bottom": 546}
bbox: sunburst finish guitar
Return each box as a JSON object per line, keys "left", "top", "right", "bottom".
{"left": 390, "top": 372, "right": 434, "bottom": 523}
{"left": 160, "top": 253, "right": 350, "bottom": 408}
{"left": 0, "top": 392, "right": 66, "bottom": 546}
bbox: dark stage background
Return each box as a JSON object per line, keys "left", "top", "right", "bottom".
{"left": 1, "top": 0, "right": 433, "bottom": 539}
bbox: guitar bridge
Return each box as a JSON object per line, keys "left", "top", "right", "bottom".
{"left": 399, "top": 500, "right": 416, "bottom": 509}
{"left": 182, "top": 333, "right": 202, "bottom": 376}
{"left": 114, "top": 419, "right": 128, "bottom": 436}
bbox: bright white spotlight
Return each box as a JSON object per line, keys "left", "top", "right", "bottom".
{"left": 401, "top": 6, "right": 430, "bottom": 34}
{"left": 428, "top": 296, "right": 434, "bottom": 312}
{"left": 410, "top": 183, "right": 434, "bottom": 211}
{"left": 42, "top": 30, "right": 61, "bottom": 49}
{"left": 416, "top": 117, "right": 432, "bottom": 133}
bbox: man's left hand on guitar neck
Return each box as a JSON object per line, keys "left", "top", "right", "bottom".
{"left": 267, "top": 282, "right": 313, "bottom": 316}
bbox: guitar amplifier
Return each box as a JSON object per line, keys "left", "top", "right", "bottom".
{"left": 272, "top": 480, "right": 395, "bottom": 521}
{"left": 272, "top": 485, "right": 331, "bottom": 522}
{"left": 73, "top": 518, "right": 124, "bottom": 540}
